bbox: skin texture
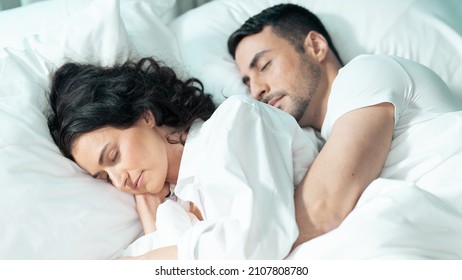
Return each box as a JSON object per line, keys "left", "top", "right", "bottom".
{"left": 235, "top": 27, "right": 334, "bottom": 130}
{"left": 72, "top": 112, "right": 182, "bottom": 239}
{"left": 236, "top": 28, "right": 320, "bottom": 123}
{"left": 72, "top": 112, "right": 182, "bottom": 196}
{"left": 235, "top": 26, "right": 395, "bottom": 246}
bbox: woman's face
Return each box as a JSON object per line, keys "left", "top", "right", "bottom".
{"left": 71, "top": 112, "right": 182, "bottom": 195}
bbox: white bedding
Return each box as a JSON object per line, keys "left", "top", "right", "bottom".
{"left": 289, "top": 176, "right": 462, "bottom": 259}
{"left": 289, "top": 111, "right": 462, "bottom": 259}
{"left": 121, "top": 177, "right": 462, "bottom": 259}
{"left": 121, "top": 111, "right": 462, "bottom": 259}
{"left": 1, "top": 0, "right": 461, "bottom": 259}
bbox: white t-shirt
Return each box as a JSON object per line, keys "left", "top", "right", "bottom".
{"left": 174, "top": 95, "right": 319, "bottom": 259}
{"left": 322, "top": 54, "right": 462, "bottom": 182}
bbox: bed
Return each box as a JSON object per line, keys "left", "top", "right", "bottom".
{"left": 1, "top": 0, "right": 461, "bottom": 260}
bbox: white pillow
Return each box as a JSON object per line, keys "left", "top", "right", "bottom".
{"left": 0, "top": 0, "right": 178, "bottom": 259}
{"left": 170, "top": 0, "right": 462, "bottom": 103}
{"left": 120, "top": 0, "right": 182, "bottom": 72}
{"left": 0, "top": 0, "right": 93, "bottom": 58}
{"left": 0, "top": 0, "right": 178, "bottom": 59}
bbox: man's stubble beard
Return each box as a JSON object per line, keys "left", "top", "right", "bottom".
{"left": 289, "top": 55, "right": 321, "bottom": 122}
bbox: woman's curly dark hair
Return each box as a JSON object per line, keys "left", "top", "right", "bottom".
{"left": 47, "top": 57, "right": 216, "bottom": 160}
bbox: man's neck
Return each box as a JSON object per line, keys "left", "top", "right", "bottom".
{"left": 299, "top": 56, "right": 342, "bottom": 130}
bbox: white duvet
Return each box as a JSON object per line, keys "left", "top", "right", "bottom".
{"left": 122, "top": 111, "right": 462, "bottom": 260}
{"left": 121, "top": 177, "right": 462, "bottom": 260}
{"left": 290, "top": 107, "right": 462, "bottom": 259}
{"left": 289, "top": 177, "right": 462, "bottom": 259}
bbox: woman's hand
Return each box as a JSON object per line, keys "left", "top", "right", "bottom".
{"left": 135, "top": 183, "right": 171, "bottom": 234}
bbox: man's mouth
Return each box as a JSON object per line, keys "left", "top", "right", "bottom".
{"left": 268, "top": 96, "right": 284, "bottom": 107}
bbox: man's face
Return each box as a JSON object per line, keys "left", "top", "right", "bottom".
{"left": 234, "top": 26, "right": 321, "bottom": 122}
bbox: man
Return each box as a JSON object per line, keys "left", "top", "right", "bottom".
{"left": 227, "top": 3, "right": 462, "bottom": 247}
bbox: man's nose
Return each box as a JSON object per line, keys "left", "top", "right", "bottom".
{"left": 250, "top": 79, "right": 270, "bottom": 101}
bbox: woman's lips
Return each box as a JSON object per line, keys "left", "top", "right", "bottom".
{"left": 133, "top": 171, "right": 144, "bottom": 189}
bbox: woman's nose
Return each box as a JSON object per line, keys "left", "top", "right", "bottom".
{"left": 107, "top": 168, "right": 128, "bottom": 191}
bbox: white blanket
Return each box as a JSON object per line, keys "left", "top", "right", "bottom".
{"left": 289, "top": 177, "right": 462, "bottom": 259}
{"left": 121, "top": 176, "right": 462, "bottom": 259}
{"left": 121, "top": 111, "right": 462, "bottom": 259}
{"left": 289, "top": 111, "right": 462, "bottom": 259}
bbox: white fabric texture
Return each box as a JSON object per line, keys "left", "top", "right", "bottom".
{"left": 323, "top": 55, "right": 462, "bottom": 139}
{"left": 120, "top": 200, "right": 197, "bottom": 257}
{"left": 287, "top": 178, "right": 462, "bottom": 259}
{"left": 174, "top": 95, "right": 317, "bottom": 259}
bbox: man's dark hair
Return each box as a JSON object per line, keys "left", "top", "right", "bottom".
{"left": 227, "top": 3, "right": 342, "bottom": 64}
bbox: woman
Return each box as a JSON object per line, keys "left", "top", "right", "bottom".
{"left": 47, "top": 57, "right": 318, "bottom": 259}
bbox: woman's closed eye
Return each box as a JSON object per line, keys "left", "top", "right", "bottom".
{"left": 108, "top": 149, "right": 119, "bottom": 164}
{"left": 91, "top": 148, "right": 118, "bottom": 184}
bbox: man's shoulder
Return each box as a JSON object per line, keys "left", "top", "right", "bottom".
{"left": 348, "top": 54, "right": 395, "bottom": 66}
{"left": 337, "top": 54, "right": 413, "bottom": 84}
{"left": 346, "top": 54, "right": 421, "bottom": 70}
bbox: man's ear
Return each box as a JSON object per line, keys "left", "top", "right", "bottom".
{"left": 303, "top": 31, "right": 329, "bottom": 62}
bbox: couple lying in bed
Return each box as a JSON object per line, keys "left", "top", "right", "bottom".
{"left": 47, "top": 4, "right": 462, "bottom": 260}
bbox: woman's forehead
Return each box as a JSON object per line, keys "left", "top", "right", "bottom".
{"left": 72, "top": 127, "right": 114, "bottom": 154}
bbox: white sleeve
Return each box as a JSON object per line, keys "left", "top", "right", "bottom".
{"left": 177, "top": 96, "right": 318, "bottom": 259}
{"left": 322, "top": 55, "right": 407, "bottom": 138}
{"left": 118, "top": 200, "right": 195, "bottom": 258}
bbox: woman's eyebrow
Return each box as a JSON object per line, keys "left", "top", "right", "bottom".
{"left": 98, "top": 143, "right": 110, "bottom": 165}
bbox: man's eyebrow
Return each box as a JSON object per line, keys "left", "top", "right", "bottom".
{"left": 249, "top": 50, "right": 271, "bottom": 69}
{"left": 242, "top": 50, "right": 271, "bottom": 86}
